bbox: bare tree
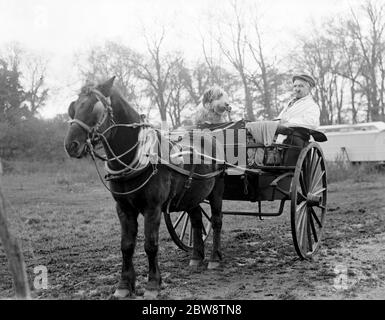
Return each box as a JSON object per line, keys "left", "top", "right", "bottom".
{"left": 135, "top": 28, "right": 182, "bottom": 125}
{"left": 0, "top": 43, "right": 49, "bottom": 118}
{"left": 23, "top": 54, "right": 49, "bottom": 116}
{"left": 332, "top": 19, "right": 364, "bottom": 123}
{"left": 246, "top": 16, "right": 289, "bottom": 119}
{"left": 293, "top": 22, "right": 342, "bottom": 125}
{"left": 247, "top": 17, "right": 273, "bottom": 118}
{"left": 167, "top": 59, "right": 191, "bottom": 128}
{"left": 77, "top": 41, "right": 141, "bottom": 108}
{"left": 215, "top": 0, "right": 255, "bottom": 120}
{"left": 349, "top": 0, "right": 385, "bottom": 121}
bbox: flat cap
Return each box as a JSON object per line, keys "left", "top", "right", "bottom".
{"left": 292, "top": 74, "right": 316, "bottom": 88}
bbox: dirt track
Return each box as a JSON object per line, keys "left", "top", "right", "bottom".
{"left": 1, "top": 168, "right": 385, "bottom": 300}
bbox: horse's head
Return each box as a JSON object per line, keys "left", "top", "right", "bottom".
{"left": 64, "top": 77, "right": 115, "bottom": 158}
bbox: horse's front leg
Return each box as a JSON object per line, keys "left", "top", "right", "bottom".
{"left": 207, "top": 177, "right": 224, "bottom": 270}
{"left": 113, "top": 202, "right": 139, "bottom": 298}
{"left": 143, "top": 205, "right": 162, "bottom": 298}
{"left": 188, "top": 205, "right": 205, "bottom": 268}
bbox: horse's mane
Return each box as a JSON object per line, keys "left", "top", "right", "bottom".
{"left": 78, "top": 81, "right": 96, "bottom": 95}
{"left": 78, "top": 81, "right": 139, "bottom": 120}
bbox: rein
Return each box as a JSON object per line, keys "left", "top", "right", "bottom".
{"left": 88, "top": 122, "right": 160, "bottom": 195}
{"left": 87, "top": 138, "right": 159, "bottom": 196}
{"left": 70, "top": 87, "right": 227, "bottom": 196}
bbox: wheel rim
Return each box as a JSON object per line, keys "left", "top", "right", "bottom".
{"left": 163, "top": 202, "right": 212, "bottom": 252}
{"left": 291, "top": 143, "right": 327, "bottom": 259}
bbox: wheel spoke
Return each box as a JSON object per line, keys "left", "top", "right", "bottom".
{"left": 296, "top": 205, "right": 307, "bottom": 244}
{"left": 201, "top": 207, "right": 212, "bottom": 222}
{"left": 202, "top": 223, "right": 207, "bottom": 236}
{"left": 188, "top": 223, "right": 193, "bottom": 247}
{"left": 173, "top": 211, "right": 186, "bottom": 229}
{"left": 310, "top": 151, "right": 320, "bottom": 173}
{"left": 309, "top": 155, "right": 322, "bottom": 189}
{"left": 310, "top": 169, "right": 325, "bottom": 192}
{"left": 306, "top": 212, "right": 313, "bottom": 252}
{"left": 309, "top": 149, "right": 318, "bottom": 174}
{"left": 299, "top": 171, "right": 308, "bottom": 195}
{"left": 296, "top": 201, "right": 307, "bottom": 213}
{"left": 297, "top": 190, "right": 307, "bottom": 203}
{"left": 310, "top": 207, "right": 322, "bottom": 228}
{"left": 295, "top": 208, "right": 304, "bottom": 239}
{"left": 300, "top": 210, "right": 308, "bottom": 251}
{"left": 302, "top": 154, "right": 310, "bottom": 191}
{"left": 305, "top": 151, "right": 313, "bottom": 189}
{"left": 312, "top": 187, "right": 326, "bottom": 196}
{"left": 180, "top": 213, "right": 189, "bottom": 241}
{"left": 309, "top": 212, "right": 319, "bottom": 243}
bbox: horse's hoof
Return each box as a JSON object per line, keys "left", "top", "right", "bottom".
{"left": 207, "top": 261, "right": 220, "bottom": 270}
{"left": 113, "top": 288, "right": 132, "bottom": 299}
{"left": 143, "top": 290, "right": 159, "bottom": 300}
{"left": 189, "top": 259, "right": 203, "bottom": 268}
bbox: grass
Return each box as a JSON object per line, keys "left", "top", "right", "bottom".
{"left": 1, "top": 158, "right": 385, "bottom": 299}
{"left": 326, "top": 160, "right": 383, "bottom": 183}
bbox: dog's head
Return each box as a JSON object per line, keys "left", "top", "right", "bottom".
{"left": 202, "top": 86, "right": 231, "bottom": 114}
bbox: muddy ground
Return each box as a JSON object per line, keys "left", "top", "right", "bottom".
{"left": 1, "top": 165, "right": 385, "bottom": 300}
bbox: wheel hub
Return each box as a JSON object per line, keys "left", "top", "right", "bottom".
{"left": 306, "top": 193, "right": 322, "bottom": 207}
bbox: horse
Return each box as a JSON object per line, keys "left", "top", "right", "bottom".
{"left": 64, "top": 77, "right": 226, "bottom": 298}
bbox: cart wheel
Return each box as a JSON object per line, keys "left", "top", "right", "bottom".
{"left": 290, "top": 142, "right": 327, "bottom": 259}
{"left": 163, "top": 201, "right": 212, "bottom": 252}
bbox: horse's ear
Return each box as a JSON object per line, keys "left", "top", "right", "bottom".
{"left": 98, "top": 76, "right": 116, "bottom": 97}
{"left": 68, "top": 101, "right": 75, "bottom": 119}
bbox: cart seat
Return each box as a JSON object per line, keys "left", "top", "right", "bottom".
{"left": 276, "top": 125, "right": 327, "bottom": 143}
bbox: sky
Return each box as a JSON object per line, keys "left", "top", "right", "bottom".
{"left": 0, "top": 0, "right": 362, "bottom": 118}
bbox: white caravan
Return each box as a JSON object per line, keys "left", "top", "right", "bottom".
{"left": 317, "top": 122, "right": 385, "bottom": 163}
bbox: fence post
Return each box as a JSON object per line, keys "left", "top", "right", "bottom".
{"left": 0, "top": 159, "right": 31, "bottom": 299}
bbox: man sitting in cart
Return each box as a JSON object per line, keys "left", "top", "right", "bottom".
{"left": 271, "top": 74, "right": 321, "bottom": 165}
{"left": 245, "top": 74, "right": 321, "bottom": 167}
{"left": 276, "top": 74, "right": 320, "bottom": 130}
{"left": 274, "top": 74, "right": 320, "bottom": 147}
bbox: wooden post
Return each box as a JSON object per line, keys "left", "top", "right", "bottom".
{"left": 0, "top": 160, "right": 31, "bottom": 299}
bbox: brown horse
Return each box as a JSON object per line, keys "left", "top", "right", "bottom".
{"left": 64, "top": 77, "right": 225, "bottom": 298}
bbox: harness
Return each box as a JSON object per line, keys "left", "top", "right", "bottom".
{"left": 69, "top": 88, "right": 114, "bottom": 135}
{"left": 69, "top": 88, "right": 224, "bottom": 196}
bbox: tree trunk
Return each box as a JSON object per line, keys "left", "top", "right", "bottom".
{"left": 319, "top": 88, "right": 330, "bottom": 125}
{"left": 351, "top": 84, "right": 357, "bottom": 124}
{"left": 241, "top": 74, "right": 255, "bottom": 121}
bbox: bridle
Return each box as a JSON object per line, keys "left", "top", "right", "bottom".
{"left": 67, "top": 86, "right": 226, "bottom": 196}
{"left": 69, "top": 88, "right": 115, "bottom": 142}
{"left": 68, "top": 87, "right": 160, "bottom": 194}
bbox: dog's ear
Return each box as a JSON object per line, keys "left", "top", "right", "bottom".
{"left": 202, "top": 88, "right": 214, "bottom": 106}
{"left": 68, "top": 101, "right": 75, "bottom": 119}
{"left": 97, "top": 76, "right": 116, "bottom": 97}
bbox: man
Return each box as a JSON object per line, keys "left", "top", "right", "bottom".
{"left": 276, "top": 74, "right": 320, "bottom": 129}
{"left": 276, "top": 74, "right": 320, "bottom": 165}
{"left": 194, "top": 86, "right": 232, "bottom": 125}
